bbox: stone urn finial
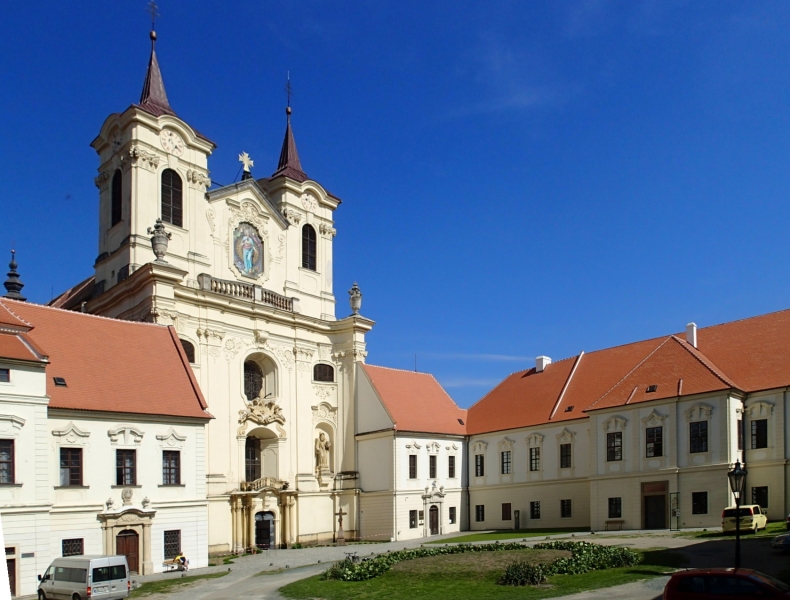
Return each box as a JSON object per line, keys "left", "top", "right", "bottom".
{"left": 142, "top": 496, "right": 151, "bottom": 509}
{"left": 147, "top": 219, "right": 172, "bottom": 264}
{"left": 349, "top": 282, "right": 362, "bottom": 315}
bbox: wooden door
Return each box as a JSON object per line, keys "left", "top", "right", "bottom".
{"left": 644, "top": 495, "right": 666, "bottom": 529}
{"left": 429, "top": 505, "right": 439, "bottom": 535}
{"left": 116, "top": 530, "right": 139, "bottom": 573}
{"left": 6, "top": 559, "right": 14, "bottom": 597}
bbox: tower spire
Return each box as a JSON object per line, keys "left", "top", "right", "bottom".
{"left": 272, "top": 74, "right": 308, "bottom": 182}
{"left": 3, "top": 250, "right": 26, "bottom": 301}
{"left": 138, "top": 1, "right": 175, "bottom": 117}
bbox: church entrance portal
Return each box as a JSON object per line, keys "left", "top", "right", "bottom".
{"left": 255, "top": 511, "right": 275, "bottom": 549}
{"left": 116, "top": 530, "right": 140, "bottom": 573}
{"left": 429, "top": 505, "right": 439, "bottom": 535}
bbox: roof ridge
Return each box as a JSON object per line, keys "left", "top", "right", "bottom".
{"left": 584, "top": 337, "right": 670, "bottom": 412}
{"left": 363, "top": 363, "right": 434, "bottom": 376}
{"left": 698, "top": 306, "right": 790, "bottom": 333}
{"left": 0, "top": 301, "right": 33, "bottom": 328}
{"left": 466, "top": 368, "right": 533, "bottom": 411}
{"left": 668, "top": 335, "right": 740, "bottom": 390}
{"left": 0, "top": 299, "right": 168, "bottom": 329}
{"left": 425, "top": 373, "right": 466, "bottom": 413}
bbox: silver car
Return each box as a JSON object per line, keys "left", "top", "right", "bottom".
{"left": 38, "top": 555, "right": 129, "bottom": 600}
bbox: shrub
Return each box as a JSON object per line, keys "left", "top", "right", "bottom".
{"left": 499, "top": 561, "right": 552, "bottom": 586}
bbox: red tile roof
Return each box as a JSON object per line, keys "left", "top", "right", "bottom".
{"left": 361, "top": 364, "right": 467, "bottom": 435}
{"left": 0, "top": 300, "right": 210, "bottom": 420}
{"left": 0, "top": 334, "right": 44, "bottom": 363}
{"left": 467, "top": 307, "right": 790, "bottom": 435}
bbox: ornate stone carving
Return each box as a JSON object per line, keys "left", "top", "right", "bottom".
{"left": 156, "top": 427, "right": 186, "bottom": 449}
{"left": 106, "top": 497, "right": 114, "bottom": 511}
{"left": 94, "top": 171, "right": 110, "bottom": 190}
{"left": 227, "top": 202, "right": 270, "bottom": 283}
{"left": 311, "top": 402, "right": 337, "bottom": 425}
{"left": 107, "top": 426, "right": 145, "bottom": 445}
{"left": 147, "top": 219, "right": 172, "bottom": 264}
{"left": 0, "top": 415, "right": 25, "bottom": 437}
{"left": 267, "top": 343, "right": 294, "bottom": 371}
{"left": 319, "top": 223, "right": 337, "bottom": 238}
{"left": 196, "top": 328, "right": 225, "bottom": 341}
{"left": 206, "top": 208, "right": 216, "bottom": 234}
{"left": 52, "top": 422, "right": 91, "bottom": 445}
{"left": 275, "top": 234, "right": 285, "bottom": 263}
{"left": 301, "top": 193, "right": 318, "bottom": 212}
{"left": 186, "top": 169, "right": 211, "bottom": 188}
{"left": 238, "top": 393, "right": 286, "bottom": 438}
{"left": 282, "top": 208, "right": 302, "bottom": 225}
{"left": 313, "top": 385, "right": 333, "bottom": 401}
{"left": 142, "top": 496, "right": 151, "bottom": 508}
{"left": 224, "top": 337, "right": 246, "bottom": 362}
{"left": 128, "top": 145, "right": 161, "bottom": 171}
{"left": 349, "top": 282, "right": 362, "bottom": 315}
{"left": 122, "top": 488, "right": 133, "bottom": 506}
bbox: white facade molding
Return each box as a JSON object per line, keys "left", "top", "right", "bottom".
{"left": 470, "top": 440, "right": 487, "bottom": 454}
{"left": 311, "top": 402, "right": 337, "bottom": 426}
{"left": 107, "top": 426, "right": 145, "bottom": 446}
{"left": 0, "top": 414, "right": 26, "bottom": 437}
{"left": 746, "top": 401, "right": 774, "bottom": 418}
{"left": 525, "top": 433, "right": 544, "bottom": 447}
{"left": 556, "top": 427, "right": 575, "bottom": 443}
{"left": 155, "top": 426, "right": 187, "bottom": 449}
{"left": 603, "top": 415, "right": 627, "bottom": 432}
{"left": 684, "top": 403, "right": 713, "bottom": 421}
{"left": 51, "top": 422, "right": 91, "bottom": 445}
{"left": 405, "top": 440, "right": 423, "bottom": 451}
{"left": 426, "top": 442, "right": 441, "bottom": 454}
{"left": 641, "top": 409, "right": 667, "bottom": 427}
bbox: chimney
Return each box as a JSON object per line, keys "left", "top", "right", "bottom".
{"left": 686, "top": 322, "right": 697, "bottom": 348}
{"left": 536, "top": 356, "right": 552, "bottom": 373}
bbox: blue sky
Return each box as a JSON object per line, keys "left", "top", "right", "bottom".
{"left": 3, "top": 2, "right": 790, "bottom": 407}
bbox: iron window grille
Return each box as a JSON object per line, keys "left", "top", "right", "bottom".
{"left": 163, "top": 451, "right": 180, "bottom": 485}
{"left": 475, "top": 505, "right": 485, "bottom": 522}
{"left": 752, "top": 486, "right": 769, "bottom": 510}
{"left": 0, "top": 440, "right": 13, "bottom": 484}
{"left": 60, "top": 448, "right": 82, "bottom": 486}
{"left": 62, "top": 538, "right": 84, "bottom": 557}
{"left": 302, "top": 225, "right": 317, "bottom": 270}
{"left": 474, "top": 454, "right": 484, "bottom": 477}
{"left": 408, "top": 455, "right": 417, "bottom": 479}
{"left": 313, "top": 364, "right": 334, "bottom": 382}
{"left": 691, "top": 492, "right": 708, "bottom": 515}
{"left": 502, "top": 503, "right": 512, "bottom": 520}
{"left": 608, "top": 497, "right": 622, "bottom": 519}
{"left": 161, "top": 169, "right": 183, "bottom": 227}
{"left": 116, "top": 450, "right": 136, "bottom": 486}
{"left": 690, "top": 421, "right": 708, "bottom": 453}
{"left": 448, "top": 455, "right": 456, "bottom": 479}
{"left": 529, "top": 447, "right": 540, "bottom": 472}
{"left": 245, "top": 437, "right": 261, "bottom": 482}
{"left": 561, "top": 499, "right": 572, "bottom": 518}
{"left": 646, "top": 426, "right": 663, "bottom": 458}
{"left": 530, "top": 501, "right": 541, "bottom": 519}
{"left": 751, "top": 420, "right": 768, "bottom": 449}
{"left": 244, "top": 361, "right": 264, "bottom": 401}
{"left": 449, "top": 507, "right": 457, "bottom": 524}
{"left": 607, "top": 432, "right": 623, "bottom": 461}
{"left": 501, "top": 451, "right": 512, "bottom": 475}
{"left": 429, "top": 455, "right": 437, "bottom": 479}
{"left": 163, "top": 530, "right": 181, "bottom": 560}
{"left": 737, "top": 419, "right": 743, "bottom": 451}
{"left": 560, "top": 443, "right": 572, "bottom": 469}
{"left": 409, "top": 510, "right": 418, "bottom": 528}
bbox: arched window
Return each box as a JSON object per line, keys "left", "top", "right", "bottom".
{"left": 302, "top": 224, "right": 317, "bottom": 271}
{"left": 313, "top": 364, "right": 334, "bottom": 382}
{"left": 180, "top": 339, "right": 195, "bottom": 363}
{"left": 161, "top": 168, "right": 183, "bottom": 227}
{"left": 244, "top": 361, "right": 263, "bottom": 401}
{"left": 111, "top": 169, "right": 123, "bottom": 227}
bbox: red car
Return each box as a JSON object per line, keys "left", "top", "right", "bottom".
{"left": 664, "top": 569, "right": 790, "bottom": 598}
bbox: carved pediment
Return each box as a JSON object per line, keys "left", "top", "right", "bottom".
{"left": 471, "top": 440, "right": 487, "bottom": 454}
{"left": 311, "top": 402, "right": 337, "bottom": 426}
{"left": 603, "top": 415, "right": 627, "bottom": 432}
{"left": 556, "top": 427, "right": 575, "bottom": 444}
{"left": 746, "top": 401, "right": 774, "bottom": 418}
{"left": 0, "top": 415, "right": 25, "bottom": 437}
{"left": 641, "top": 409, "right": 667, "bottom": 427}
{"left": 52, "top": 422, "right": 91, "bottom": 445}
{"left": 108, "top": 426, "right": 145, "bottom": 446}
{"left": 156, "top": 427, "right": 187, "bottom": 449}
{"left": 405, "top": 440, "right": 422, "bottom": 450}
{"left": 427, "top": 442, "right": 441, "bottom": 454}
{"left": 238, "top": 393, "right": 286, "bottom": 438}
{"left": 499, "top": 436, "right": 516, "bottom": 450}
{"left": 525, "top": 433, "right": 544, "bottom": 447}
{"left": 684, "top": 403, "right": 713, "bottom": 421}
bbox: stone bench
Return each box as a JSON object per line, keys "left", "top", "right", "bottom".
{"left": 604, "top": 519, "right": 624, "bottom": 531}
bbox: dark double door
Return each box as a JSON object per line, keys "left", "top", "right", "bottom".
{"left": 116, "top": 530, "right": 140, "bottom": 573}
{"left": 644, "top": 495, "right": 667, "bottom": 529}
{"left": 429, "top": 506, "right": 439, "bottom": 535}
{"left": 255, "top": 512, "right": 275, "bottom": 549}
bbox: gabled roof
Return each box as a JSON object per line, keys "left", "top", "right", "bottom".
{"left": 48, "top": 275, "right": 94, "bottom": 311}
{"left": 360, "top": 364, "right": 467, "bottom": 435}
{"left": 0, "top": 299, "right": 211, "bottom": 420}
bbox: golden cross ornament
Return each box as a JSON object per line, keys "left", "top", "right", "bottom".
{"left": 238, "top": 152, "right": 254, "bottom": 173}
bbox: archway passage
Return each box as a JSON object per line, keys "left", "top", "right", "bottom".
{"left": 116, "top": 530, "right": 140, "bottom": 573}
{"left": 429, "top": 505, "right": 439, "bottom": 535}
{"left": 255, "top": 511, "right": 275, "bottom": 549}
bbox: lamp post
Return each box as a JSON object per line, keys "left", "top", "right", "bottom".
{"left": 727, "top": 460, "right": 748, "bottom": 569}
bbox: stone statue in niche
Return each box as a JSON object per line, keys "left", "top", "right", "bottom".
{"left": 315, "top": 432, "right": 332, "bottom": 484}
{"left": 233, "top": 222, "right": 263, "bottom": 278}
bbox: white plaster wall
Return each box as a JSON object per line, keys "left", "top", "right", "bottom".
{"left": 355, "top": 368, "right": 393, "bottom": 434}
{"left": 359, "top": 492, "right": 394, "bottom": 542}
{"left": 357, "top": 436, "right": 393, "bottom": 492}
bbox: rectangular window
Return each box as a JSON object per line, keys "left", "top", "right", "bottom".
{"left": 408, "top": 455, "right": 417, "bottom": 479}
{"left": 61, "top": 538, "right": 84, "bottom": 557}
{"left": 429, "top": 455, "right": 437, "bottom": 479}
{"left": 418, "top": 510, "right": 424, "bottom": 523}
{"left": 59, "top": 448, "right": 82, "bottom": 486}
{"left": 0, "top": 369, "right": 8, "bottom": 383}
{"left": 474, "top": 454, "right": 484, "bottom": 477}
{"left": 163, "top": 530, "right": 181, "bottom": 560}
{"left": 116, "top": 450, "right": 136, "bottom": 486}
{"left": 448, "top": 455, "right": 456, "bottom": 479}
{"left": 560, "top": 499, "right": 572, "bottom": 519}
{"left": 560, "top": 443, "right": 572, "bottom": 469}
{"left": 608, "top": 497, "right": 622, "bottom": 519}
{"left": 752, "top": 486, "right": 769, "bottom": 510}
{"left": 449, "top": 507, "right": 456, "bottom": 524}
{"left": 529, "top": 447, "right": 540, "bottom": 472}
{"left": 409, "top": 510, "right": 417, "bottom": 529}
{"left": 751, "top": 420, "right": 768, "bottom": 449}
{"left": 0, "top": 440, "right": 13, "bottom": 484}
{"left": 690, "top": 421, "right": 708, "bottom": 453}
{"left": 691, "top": 492, "right": 708, "bottom": 515}
{"left": 646, "top": 426, "right": 663, "bottom": 458}
{"left": 607, "top": 432, "right": 622, "bottom": 462}
{"left": 502, "top": 503, "right": 512, "bottom": 521}
{"left": 737, "top": 419, "right": 743, "bottom": 451}
{"left": 530, "top": 501, "right": 541, "bottom": 520}
{"left": 163, "top": 451, "right": 180, "bottom": 485}
{"left": 501, "top": 451, "right": 512, "bottom": 475}
{"left": 475, "top": 505, "right": 485, "bottom": 522}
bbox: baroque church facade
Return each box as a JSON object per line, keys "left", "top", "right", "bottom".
{"left": 55, "top": 27, "right": 373, "bottom": 554}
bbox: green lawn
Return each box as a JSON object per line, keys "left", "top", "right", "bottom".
{"left": 427, "top": 528, "right": 589, "bottom": 544}
{"left": 129, "top": 572, "right": 228, "bottom": 597}
{"left": 279, "top": 547, "right": 684, "bottom": 600}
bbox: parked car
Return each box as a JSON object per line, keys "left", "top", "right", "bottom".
{"left": 38, "top": 555, "right": 130, "bottom": 600}
{"left": 772, "top": 532, "right": 790, "bottom": 551}
{"left": 663, "top": 568, "right": 790, "bottom": 598}
{"left": 721, "top": 504, "right": 767, "bottom": 533}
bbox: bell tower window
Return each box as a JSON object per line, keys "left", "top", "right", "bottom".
{"left": 302, "top": 225, "right": 317, "bottom": 271}
{"left": 161, "top": 168, "right": 183, "bottom": 227}
{"left": 111, "top": 169, "right": 123, "bottom": 227}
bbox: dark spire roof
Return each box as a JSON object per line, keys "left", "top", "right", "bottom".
{"left": 272, "top": 107, "right": 308, "bottom": 182}
{"left": 3, "top": 250, "right": 26, "bottom": 301}
{"left": 138, "top": 30, "right": 176, "bottom": 117}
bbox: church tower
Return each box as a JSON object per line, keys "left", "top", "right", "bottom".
{"left": 90, "top": 26, "right": 214, "bottom": 298}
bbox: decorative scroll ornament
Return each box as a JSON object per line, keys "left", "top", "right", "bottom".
{"left": 238, "top": 392, "right": 286, "bottom": 438}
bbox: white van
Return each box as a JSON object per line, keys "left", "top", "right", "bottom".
{"left": 37, "top": 555, "right": 130, "bottom": 600}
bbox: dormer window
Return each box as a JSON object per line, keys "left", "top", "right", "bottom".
{"left": 53, "top": 377, "right": 67, "bottom": 387}
{"left": 302, "top": 224, "right": 317, "bottom": 271}
{"left": 161, "top": 168, "right": 183, "bottom": 228}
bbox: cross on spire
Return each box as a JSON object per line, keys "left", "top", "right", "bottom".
{"left": 285, "top": 72, "right": 292, "bottom": 112}
{"left": 147, "top": 0, "right": 159, "bottom": 31}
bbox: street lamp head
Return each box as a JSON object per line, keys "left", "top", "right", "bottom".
{"left": 728, "top": 460, "right": 748, "bottom": 496}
